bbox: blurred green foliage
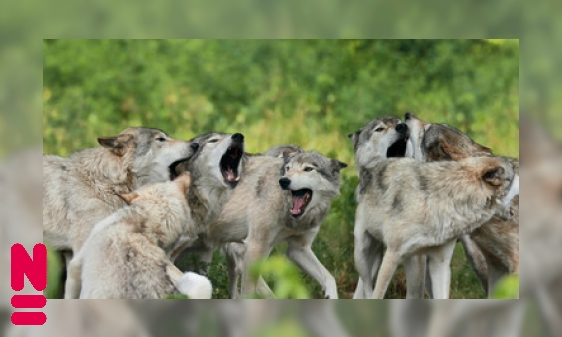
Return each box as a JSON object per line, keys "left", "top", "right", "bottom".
{"left": 249, "top": 256, "right": 311, "bottom": 299}
{"left": 43, "top": 39, "right": 518, "bottom": 299}
{"left": 492, "top": 275, "right": 520, "bottom": 299}
{"left": 45, "top": 246, "right": 62, "bottom": 299}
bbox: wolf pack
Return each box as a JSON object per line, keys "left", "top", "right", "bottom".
{"left": 43, "top": 112, "right": 519, "bottom": 299}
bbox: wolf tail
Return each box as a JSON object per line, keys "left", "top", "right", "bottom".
{"left": 176, "top": 272, "right": 213, "bottom": 299}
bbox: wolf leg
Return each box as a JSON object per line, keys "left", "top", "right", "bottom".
{"left": 224, "top": 242, "right": 245, "bottom": 299}
{"left": 353, "top": 229, "right": 383, "bottom": 298}
{"left": 460, "top": 234, "right": 489, "bottom": 295}
{"left": 404, "top": 254, "right": 426, "bottom": 299}
{"left": 427, "top": 239, "right": 456, "bottom": 299}
{"left": 287, "top": 235, "right": 338, "bottom": 299}
{"left": 372, "top": 249, "right": 402, "bottom": 299}
{"left": 64, "top": 255, "right": 82, "bottom": 299}
{"left": 241, "top": 239, "right": 273, "bottom": 298}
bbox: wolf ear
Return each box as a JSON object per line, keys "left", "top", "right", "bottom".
{"left": 348, "top": 130, "right": 360, "bottom": 141}
{"left": 282, "top": 150, "right": 295, "bottom": 163}
{"left": 482, "top": 166, "right": 505, "bottom": 186}
{"left": 348, "top": 130, "right": 361, "bottom": 148}
{"left": 476, "top": 143, "right": 493, "bottom": 155}
{"left": 98, "top": 134, "right": 134, "bottom": 156}
{"left": 174, "top": 172, "right": 192, "bottom": 195}
{"left": 118, "top": 192, "right": 139, "bottom": 205}
{"left": 331, "top": 159, "right": 348, "bottom": 171}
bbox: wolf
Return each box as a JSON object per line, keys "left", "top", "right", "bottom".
{"left": 64, "top": 173, "right": 212, "bottom": 299}
{"left": 212, "top": 144, "right": 305, "bottom": 298}
{"left": 348, "top": 116, "right": 425, "bottom": 299}
{"left": 350, "top": 116, "right": 519, "bottom": 299}
{"left": 390, "top": 114, "right": 562, "bottom": 337}
{"left": 405, "top": 112, "right": 519, "bottom": 297}
{"left": 209, "top": 150, "right": 347, "bottom": 299}
{"left": 43, "top": 127, "right": 199, "bottom": 271}
{"left": 171, "top": 132, "right": 246, "bottom": 297}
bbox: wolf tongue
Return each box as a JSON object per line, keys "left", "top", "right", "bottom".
{"left": 291, "top": 195, "right": 305, "bottom": 215}
{"left": 225, "top": 168, "right": 236, "bottom": 181}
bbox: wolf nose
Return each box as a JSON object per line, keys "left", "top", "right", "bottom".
{"left": 279, "top": 177, "right": 291, "bottom": 189}
{"left": 405, "top": 112, "right": 412, "bottom": 120}
{"left": 396, "top": 123, "right": 408, "bottom": 133}
{"left": 190, "top": 142, "right": 200, "bottom": 151}
{"left": 232, "top": 133, "right": 244, "bottom": 141}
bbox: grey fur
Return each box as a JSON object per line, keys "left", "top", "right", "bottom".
{"left": 209, "top": 150, "right": 346, "bottom": 298}
{"left": 172, "top": 132, "right": 247, "bottom": 298}
{"left": 406, "top": 112, "right": 519, "bottom": 297}
{"left": 263, "top": 144, "right": 304, "bottom": 158}
{"left": 64, "top": 174, "right": 212, "bottom": 299}
{"left": 43, "top": 127, "right": 199, "bottom": 297}
{"left": 351, "top": 116, "right": 518, "bottom": 299}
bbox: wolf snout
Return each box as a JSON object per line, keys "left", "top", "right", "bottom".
{"left": 232, "top": 133, "right": 244, "bottom": 142}
{"left": 279, "top": 177, "right": 291, "bottom": 189}
{"left": 396, "top": 123, "right": 408, "bottom": 133}
{"left": 190, "top": 142, "right": 200, "bottom": 151}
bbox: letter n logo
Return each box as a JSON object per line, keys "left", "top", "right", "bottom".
{"left": 10, "top": 243, "right": 47, "bottom": 325}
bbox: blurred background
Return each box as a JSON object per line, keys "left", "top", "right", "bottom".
{"left": 2, "top": 1, "right": 561, "bottom": 337}
{"left": 42, "top": 39, "right": 519, "bottom": 300}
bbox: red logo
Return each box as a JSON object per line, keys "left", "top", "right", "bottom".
{"left": 10, "top": 243, "right": 47, "bottom": 325}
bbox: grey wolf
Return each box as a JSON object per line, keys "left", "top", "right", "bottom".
{"left": 211, "top": 144, "right": 305, "bottom": 298}
{"left": 43, "top": 127, "right": 199, "bottom": 269}
{"left": 390, "top": 114, "right": 562, "bottom": 337}
{"left": 349, "top": 116, "right": 424, "bottom": 299}
{"left": 172, "top": 132, "right": 246, "bottom": 296}
{"left": 350, "top": 116, "right": 518, "bottom": 299}
{"left": 405, "top": 112, "right": 519, "bottom": 297}
{"left": 64, "top": 173, "right": 212, "bottom": 299}
{"left": 209, "top": 150, "right": 347, "bottom": 298}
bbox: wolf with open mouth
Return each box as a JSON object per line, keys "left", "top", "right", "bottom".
{"left": 43, "top": 127, "right": 200, "bottom": 297}
{"left": 350, "top": 116, "right": 518, "bottom": 299}
{"left": 170, "top": 132, "right": 247, "bottom": 293}
{"left": 210, "top": 149, "right": 347, "bottom": 299}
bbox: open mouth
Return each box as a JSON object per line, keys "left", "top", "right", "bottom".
{"left": 169, "top": 158, "right": 190, "bottom": 180}
{"left": 387, "top": 136, "right": 409, "bottom": 158}
{"left": 220, "top": 145, "right": 243, "bottom": 185}
{"left": 290, "top": 189, "right": 312, "bottom": 218}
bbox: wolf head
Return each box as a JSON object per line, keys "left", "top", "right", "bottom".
{"left": 98, "top": 127, "right": 200, "bottom": 186}
{"left": 405, "top": 112, "right": 491, "bottom": 162}
{"left": 177, "top": 132, "right": 245, "bottom": 188}
{"left": 467, "top": 156, "right": 519, "bottom": 221}
{"left": 348, "top": 116, "right": 410, "bottom": 169}
{"left": 278, "top": 151, "right": 347, "bottom": 218}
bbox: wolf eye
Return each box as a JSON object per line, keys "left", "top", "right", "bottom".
{"left": 375, "top": 127, "right": 385, "bottom": 132}
{"left": 304, "top": 167, "right": 314, "bottom": 172}
{"left": 156, "top": 137, "right": 166, "bottom": 142}
{"left": 208, "top": 139, "right": 219, "bottom": 143}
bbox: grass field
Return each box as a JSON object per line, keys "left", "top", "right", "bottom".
{"left": 43, "top": 39, "right": 518, "bottom": 299}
